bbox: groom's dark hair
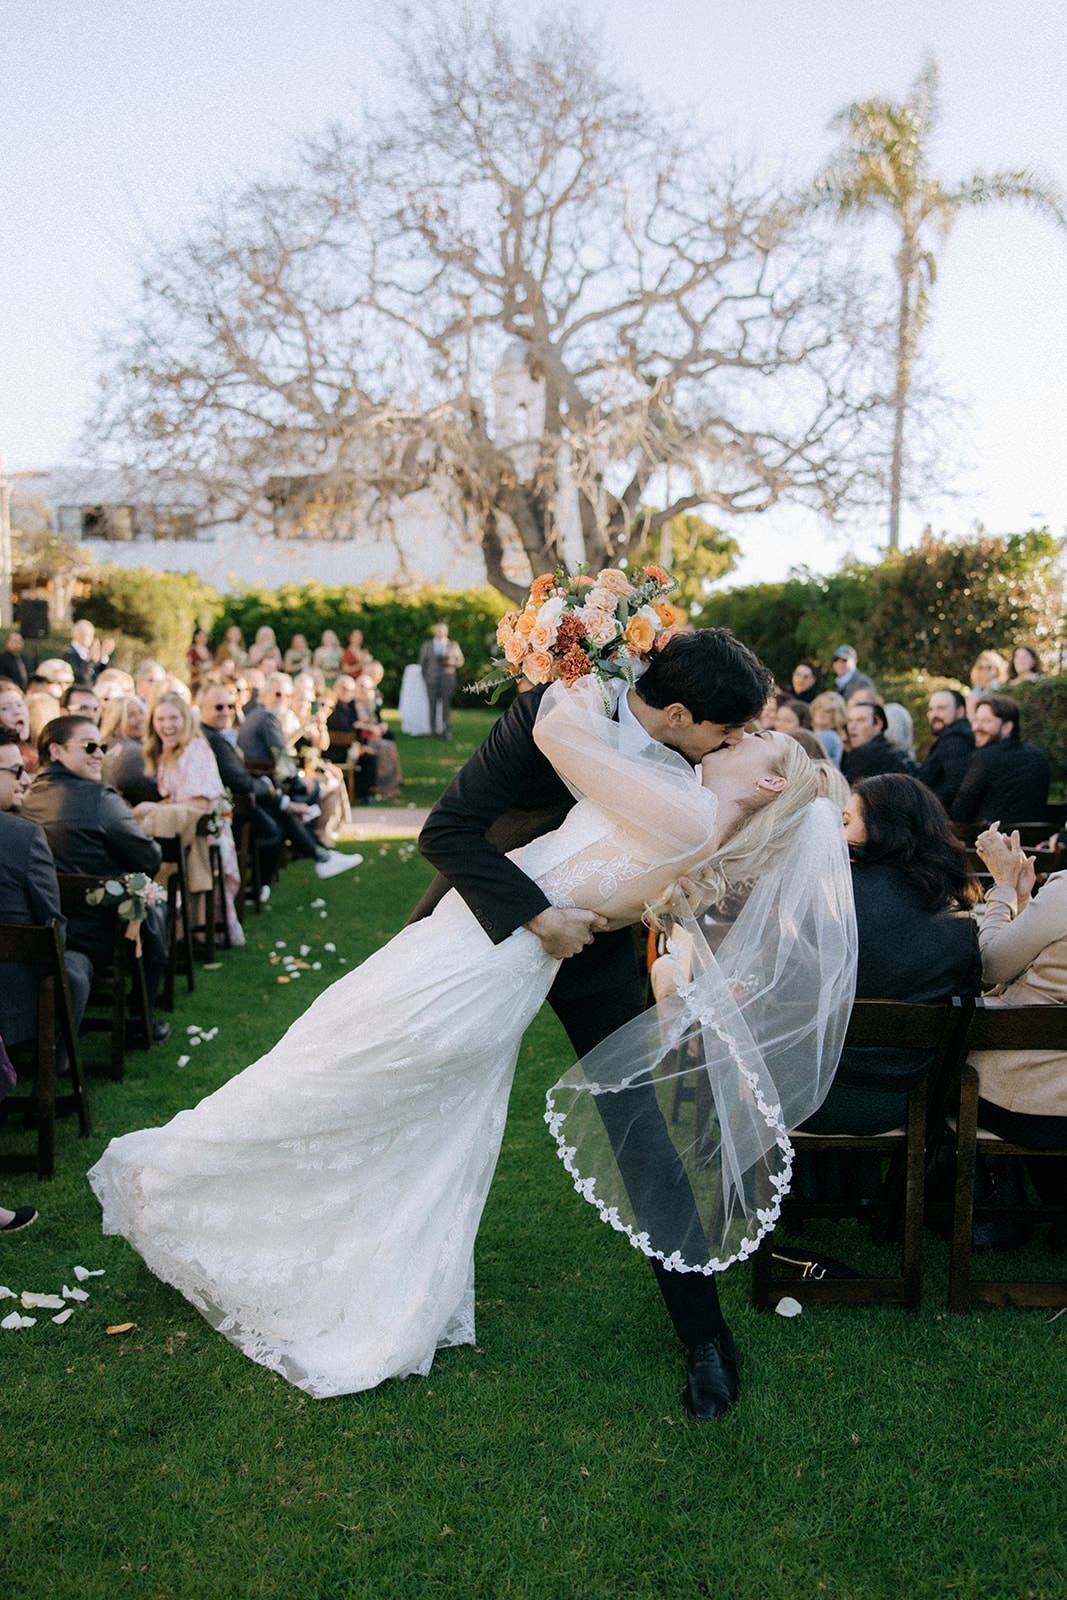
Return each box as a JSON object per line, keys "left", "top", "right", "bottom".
{"left": 634, "top": 630, "right": 772, "bottom": 727}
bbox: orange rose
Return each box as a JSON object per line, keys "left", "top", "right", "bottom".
{"left": 574, "top": 574, "right": 595, "bottom": 589}
{"left": 529, "top": 573, "right": 558, "bottom": 604}
{"left": 503, "top": 634, "right": 528, "bottom": 667}
{"left": 644, "top": 563, "right": 670, "bottom": 586}
{"left": 624, "top": 613, "right": 657, "bottom": 653}
{"left": 514, "top": 608, "right": 538, "bottom": 638}
{"left": 523, "top": 648, "right": 555, "bottom": 685}
{"left": 595, "top": 568, "right": 637, "bottom": 598}
{"left": 653, "top": 624, "right": 684, "bottom": 652}
{"left": 654, "top": 603, "right": 678, "bottom": 627}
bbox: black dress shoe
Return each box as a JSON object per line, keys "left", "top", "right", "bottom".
{"left": 127, "top": 1020, "right": 172, "bottom": 1048}
{"left": 683, "top": 1329, "right": 740, "bottom": 1422}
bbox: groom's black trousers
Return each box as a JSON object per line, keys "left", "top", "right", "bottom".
{"left": 549, "top": 976, "right": 728, "bottom": 1347}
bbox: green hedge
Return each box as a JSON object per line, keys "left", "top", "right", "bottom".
{"left": 212, "top": 584, "right": 510, "bottom": 704}
{"left": 75, "top": 566, "right": 221, "bottom": 676}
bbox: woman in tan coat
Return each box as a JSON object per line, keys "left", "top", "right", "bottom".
{"left": 970, "top": 826, "right": 1067, "bottom": 1207}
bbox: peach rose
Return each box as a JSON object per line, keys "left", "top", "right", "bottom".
{"left": 503, "top": 634, "right": 528, "bottom": 667}
{"left": 523, "top": 648, "right": 555, "bottom": 685}
{"left": 594, "top": 568, "right": 637, "bottom": 598}
{"left": 582, "top": 610, "right": 622, "bottom": 648}
{"left": 528, "top": 595, "right": 565, "bottom": 652}
{"left": 644, "top": 563, "right": 670, "bottom": 586}
{"left": 514, "top": 608, "right": 538, "bottom": 638}
{"left": 586, "top": 586, "right": 619, "bottom": 615}
{"left": 574, "top": 574, "right": 595, "bottom": 590}
{"left": 496, "top": 610, "right": 519, "bottom": 646}
{"left": 653, "top": 624, "right": 684, "bottom": 652}
{"left": 624, "top": 613, "right": 657, "bottom": 652}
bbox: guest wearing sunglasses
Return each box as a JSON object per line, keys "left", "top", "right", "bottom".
{"left": 22, "top": 716, "right": 169, "bottom": 1045}
{"left": 0, "top": 728, "right": 93, "bottom": 1071}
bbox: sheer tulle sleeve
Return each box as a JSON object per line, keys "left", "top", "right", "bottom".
{"left": 532, "top": 679, "right": 718, "bottom": 865}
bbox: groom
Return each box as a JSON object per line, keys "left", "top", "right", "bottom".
{"left": 412, "top": 628, "right": 773, "bottom": 1421}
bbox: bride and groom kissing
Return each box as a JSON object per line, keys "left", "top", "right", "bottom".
{"left": 90, "top": 626, "right": 856, "bottom": 1421}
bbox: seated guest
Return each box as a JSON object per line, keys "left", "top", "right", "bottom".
{"left": 916, "top": 689, "right": 973, "bottom": 813}
{"left": 966, "top": 649, "right": 1009, "bottom": 721}
{"left": 288, "top": 675, "right": 348, "bottom": 838}
{"left": 144, "top": 695, "right": 244, "bottom": 948}
{"left": 830, "top": 644, "right": 877, "bottom": 703}
{"left": 283, "top": 633, "right": 312, "bottom": 676}
{"left": 841, "top": 700, "right": 915, "bottom": 783}
{"left": 0, "top": 683, "right": 38, "bottom": 777}
{"left": 353, "top": 672, "right": 401, "bottom": 799}
{"left": 801, "top": 774, "right": 981, "bottom": 1136}
{"left": 1006, "top": 643, "right": 1044, "bottom": 685}
{"left": 237, "top": 672, "right": 293, "bottom": 769}
{"left": 790, "top": 660, "right": 819, "bottom": 704}
{"left": 187, "top": 628, "right": 214, "bottom": 685}
{"left": 60, "top": 683, "right": 101, "bottom": 725}
{"left": 0, "top": 631, "right": 28, "bottom": 692}
{"left": 214, "top": 626, "right": 248, "bottom": 671}
{"left": 341, "top": 628, "right": 373, "bottom": 678}
{"left": 0, "top": 729, "right": 92, "bottom": 1064}
{"left": 21, "top": 715, "right": 168, "bottom": 1043}
{"left": 774, "top": 698, "right": 813, "bottom": 734}
{"left": 198, "top": 683, "right": 357, "bottom": 882}
{"left": 884, "top": 702, "right": 918, "bottom": 765}
{"left": 810, "top": 691, "right": 847, "bottom": 768}
{"left": 326, "top": 675, "right": 377, "bottom": 802}
{"left": 951, "top": 694, "right": 1050, "bottom": 825}
{"left": 93, "top": 667, "right": 135, "bottom": 706}
{"left": 133, "top": 659, "right": 167, "bottom": 706}
{"left": 100, "top": 695, "right": 158, "bottom": 804}
{"left": 969, "top": 825, "right": 1067, "bottom": 1228}
{"left": 313, "top": 629, "right": 344, "bottom": 685}
{"left": 33, "top": 658, "right": 75, "bottom": 697}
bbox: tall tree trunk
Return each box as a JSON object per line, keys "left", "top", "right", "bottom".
{"left": 888, "top": 267, "right": 912, "bottom": 551}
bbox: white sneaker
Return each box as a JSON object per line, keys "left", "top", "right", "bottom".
{"left": 315, "top": 851, "right": 363, "bottom": 880}
{"left": 259, "top": 884, "right": 271, "bottom": 904}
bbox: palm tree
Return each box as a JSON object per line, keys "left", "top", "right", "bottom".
{"left": 813, "top": 56, "right": 1064, "bottom": 548}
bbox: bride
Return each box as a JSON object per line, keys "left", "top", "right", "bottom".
{"left": 89, "top": 675, "right": 856, "bottom": 1399}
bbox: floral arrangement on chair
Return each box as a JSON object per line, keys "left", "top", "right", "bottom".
{"left": 474, "top": 563, "right": 681, "bottom": 700}
{"left": 85, "top": 873, "right": 167, "bottom": 922}
{"left": 203, "top": 792, "right": 234, "bottom": 839}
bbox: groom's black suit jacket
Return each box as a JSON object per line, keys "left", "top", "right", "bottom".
{"left": 413, "top": 684, "right": 640, "bottom": 1004}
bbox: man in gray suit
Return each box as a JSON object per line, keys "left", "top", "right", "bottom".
{"left": 418, "top": 621, "right": 465, "bottom": 738}
{"left": 0, "top": 727, "right": 91, "bottom": 1057}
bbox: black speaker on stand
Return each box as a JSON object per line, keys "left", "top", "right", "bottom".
{"left": 15, "top": 598, "right": 50, "bottom": 674}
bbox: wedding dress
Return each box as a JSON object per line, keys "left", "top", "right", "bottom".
{"left": 89, "top": 681, "right": 855, "bottom": 1398}
{"left": 88, "top": 683, "right": 723, "bottom": 1398}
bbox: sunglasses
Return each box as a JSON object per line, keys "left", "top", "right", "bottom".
{"left": 69, "top": 740, "right": 108, "bottom": 755}
{"left": 0, "top": 762, "right": 25, "bottom": 779}
{"left": 210, "top": 702, "right": 235, "bottom": 712}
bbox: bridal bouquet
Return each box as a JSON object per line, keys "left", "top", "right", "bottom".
{"left": 474, "top": 563, "right": 681, "bottom": 700}
{"left": 85, "top": 872, "right": 166, "bottom": 922}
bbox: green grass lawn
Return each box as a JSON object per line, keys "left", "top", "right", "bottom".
{"left": 1, "top": 835, "right": 1065, "bottom": 1600}
{"left": 381, "top": 705, "right": 499, "bottom": 810}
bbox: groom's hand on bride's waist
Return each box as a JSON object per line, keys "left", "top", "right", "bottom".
{"left": 525, "top": 907, "right": 610, "bottom": 960}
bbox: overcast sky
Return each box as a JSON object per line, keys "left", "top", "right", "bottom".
{"left": 2, "top": 0, "right": 1064, "bottom": 586}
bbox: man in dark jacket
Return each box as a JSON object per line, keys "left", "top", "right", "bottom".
{"left": 841, "top": 701, "right": 914, "bottom": 784}
{"left": 951, "top": 694, "right": 1050, "bottom": 824}
{"left": 916, "top": 689, "right": 974, "bottom": 812}
{"left": 0, "top": 729, "right": 91, "bottom": 1051}
{"left": 196, "top": 683, "right": 354, "bottom": 885}
{"left": 21, "top": 714, "right": 168, "bottom": 1041}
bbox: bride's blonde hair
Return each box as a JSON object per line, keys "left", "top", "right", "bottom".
{"left": 646, "top": 737, "right": 819, "bottom": 926}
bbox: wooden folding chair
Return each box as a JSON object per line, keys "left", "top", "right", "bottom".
{"left": 0, "top": 920, "right": 91, "bottom": 1179}
{"left": 56, "top": 874, "right": 153, "bottom": 1080}
{"left": 157, "top": 833, "right": 195, "bottom": 1010}
{"left": 231, "top": 791, "right": 262, "bottom": 920}
{"left": 947, "top": 1000, "right": 1067, "bottom": 1311}
{"left": 751, "top": 999, "right": 967, "bottom": 1310}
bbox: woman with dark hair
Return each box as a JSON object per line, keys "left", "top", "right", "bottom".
{"left": 800, "top": 773, "right": 982, "bottom": 1135}
{"left": 774, "top": 698, "right": 813, "bottom": 734}
{"left": 1007, "top": 643, "right": 1044, "bottom": 683}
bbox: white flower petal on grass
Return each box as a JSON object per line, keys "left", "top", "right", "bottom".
{"left": 73, "top": 1266, "right": 105, "bottom": 1282}
{"left": 186, "top": 1025, "right": 201, "bottom": 1036}
{"left": 52, "top": 1309, "right": 74, "bottom": 1325}
{"left": 1, "top": 1312, "right": 35, "bottom": 1329}
{"left": 312, "top": 962, "right": 321, "bottom": 971}
{"left": 62, "top": 1286, "right": 89, "bottom": 1302}
{"left": 299, "top": 945, "right": 310, "bottom": 956}
{"left": 311, "top": 898, "right": 325, "bottom": 909}
{"left": 177, "top": 1055, "right": 190, "bottom": 1067}
{"left": 324, "top": 943, "right": 336, "bottom": 952}
{"left": 775, "top": 1296, "right": 803, "bottom": 1318}
{"left": 0, "top": 1287, "right": 15, "bottom": 1301}
{"left": 320, "top": 911, "right": 328, "bottom": 919}
{"left": 275, "top": 940, "right": 287, "bottom": 948}
{"left": 21, "top": 1292, "right": 65, "bottom": 1310}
